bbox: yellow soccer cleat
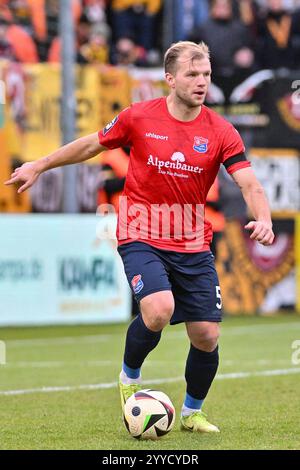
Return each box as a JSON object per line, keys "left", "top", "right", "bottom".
{"left": 180, "top": 411, "right": 220, "bottom": 433}
{"left": 119, "top": 379, "right": 142, "bottom": 414}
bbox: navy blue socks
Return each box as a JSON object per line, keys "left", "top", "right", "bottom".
{"left": 122, "top": 314, "right": 162, "bottom": 379}
{"left": 183, "top": 344, "right": 219, "bottom": 412}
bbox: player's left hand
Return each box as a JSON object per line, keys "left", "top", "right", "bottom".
{"left": 244, "top": 221, "right": 274, "bottom": 246}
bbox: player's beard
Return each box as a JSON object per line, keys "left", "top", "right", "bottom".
{"left": 175, "top": 88, "right": 206, "bottom": 109}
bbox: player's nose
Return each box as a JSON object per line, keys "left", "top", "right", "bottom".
{"left": 197, "top": 74, "right": 207, "bottom": 86}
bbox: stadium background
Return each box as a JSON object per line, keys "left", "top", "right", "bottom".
{"left": 0, "top": 0, "right": 300, "bottom": 450}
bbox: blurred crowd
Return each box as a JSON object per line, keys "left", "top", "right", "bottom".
{"left": 0, "top": 0, "right": 162, "bottom": 66}
{"left": 0, "top": 0, "right": 299, "bottom": 70}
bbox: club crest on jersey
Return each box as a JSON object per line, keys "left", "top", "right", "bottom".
{"left": 131, "top": 274, "right": 144, "bottom": 294}
{"left": 193, "top": 136, "right": 208, "bottom": 153}
{"left": 103, "top": 116, "right": 118, "bottom": 135}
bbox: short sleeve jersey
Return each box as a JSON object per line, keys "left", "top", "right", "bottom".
{"left": 98, "top": 97, "right": 250, "bottom": 253}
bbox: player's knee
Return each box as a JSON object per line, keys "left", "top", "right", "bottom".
{"left": 141, "top": 293, "right": 174, "bottom": 331}
{"left": 195, "top": 337, "right": 219, "bottom": 352}
{"left": 193, "top": 333, "right": 219, "bottom": 352}
{"left": 146, "top": 303, "right": 174, "bottom": 330}
{"left": 145, "top": 316, "right": 166, "bottom": 331}
{"left": 190, "top": 326, "right": 220, "bottom": 352}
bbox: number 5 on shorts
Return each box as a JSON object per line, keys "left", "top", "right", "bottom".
{"left": 216, "top": 286, "right": 222, "bottom": 309}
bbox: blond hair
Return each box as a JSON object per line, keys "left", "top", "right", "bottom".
{"left": 164, "top": 41, "right": 210, "bottom": 75}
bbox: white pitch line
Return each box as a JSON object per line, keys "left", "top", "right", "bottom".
{"left": 4, "top": 321, "right": 300, "bottom": 348}
{"left": 0, "top": 367, "right": 299, "bottom": 396}
{"left": 165, "top": 322, "right": 300, "bottom": 339}
{"left": 5, "top": 334, "right": 111, "bottom": 347}
{"left": 219, "top": 322, "right": 300, "bottom": 336}
{"left": 216, "top": 368, "right": 300, "bottom": 379}
{"left": 2, "top": 360, "right": 116, "bottom": 368}
{"left": 1, "top": 358, "right": 291, "bottom": 369}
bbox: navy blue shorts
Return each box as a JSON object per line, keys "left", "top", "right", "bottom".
{"left": 118, "top": 241, "right": 223, "bottom": 324}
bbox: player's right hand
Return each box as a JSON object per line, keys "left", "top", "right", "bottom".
{"left": 4, "top": 162, "right": 40, "bottom": 193}
{"left": 244, "top": 220, "right": 274, "bottom": 246}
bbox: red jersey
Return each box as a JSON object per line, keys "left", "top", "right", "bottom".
{"left": 98, "top": 97, "right": 250, "bottom": 253}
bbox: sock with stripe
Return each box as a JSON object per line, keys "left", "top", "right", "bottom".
{"left": 182, "top": 344, "right": 219, "bottom": 415}
{"left": 121, "top": 314, "right": 162, "bottom": 383}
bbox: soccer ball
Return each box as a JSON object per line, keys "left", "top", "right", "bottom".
{"left": 123, "top": 389, "right": 176, "bottom": 440}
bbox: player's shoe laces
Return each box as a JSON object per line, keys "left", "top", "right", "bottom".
{"left": 180, "top": 411, "right": 220, "bottom": 433}
{"left": 119, "top": 380, "right": 142, "bottom": 413}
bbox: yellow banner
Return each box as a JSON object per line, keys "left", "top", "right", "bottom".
{"left": 23, "top": 64, "right": 102, "bottom": 162}
{"left": 0, "top": 61, "right": 30, "bottom": 212}
{"left": 0, "top": 125, "right": 30, "bottom": 212}
{"left": 216, "top": 220, "right": 295, "bottom": 315}
{"left": 99, "top": 66, "right": 131, "bottom": 128}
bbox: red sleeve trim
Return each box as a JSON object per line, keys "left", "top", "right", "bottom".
{"left": 226, "top": 161, "right": 251, "bottom": 175}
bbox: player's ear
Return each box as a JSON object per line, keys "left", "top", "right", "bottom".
{"left": 165, "top": 72, "right": 175, "bottom": 89}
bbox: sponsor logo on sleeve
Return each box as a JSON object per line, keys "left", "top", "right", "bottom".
{"left": 103, "top": 116, "right": 118, "bottom": 135}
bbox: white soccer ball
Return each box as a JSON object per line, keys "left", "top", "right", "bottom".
{"left": 123, "top": 389, "right": 176, "bottom": 440}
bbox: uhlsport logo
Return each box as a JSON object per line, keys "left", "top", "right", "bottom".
{"left": 145, "top": 132, "right": 169, "bottom": 141}
{"left": 103, "top": 116, "right": 118, "bottom": 135}
{"left": 131, "top": 274, "right": 144, "bottom": 294}
{"left": 193, "top": 136, "right": 208, "bottom": 153}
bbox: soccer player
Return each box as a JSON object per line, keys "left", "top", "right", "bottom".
{"left": 5, "top": 41, "right": 274, "bottom": 433}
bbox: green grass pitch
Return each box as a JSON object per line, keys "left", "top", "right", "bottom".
{"left": 0, "top": 314, "right": 299, "bottom": 450}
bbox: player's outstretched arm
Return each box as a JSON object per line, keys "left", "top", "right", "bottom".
{"left": 231, "top": 167, "right": 274, "bottom": 246}
{"left": 4, "top": 132, "right": 105, "bottom": 193}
